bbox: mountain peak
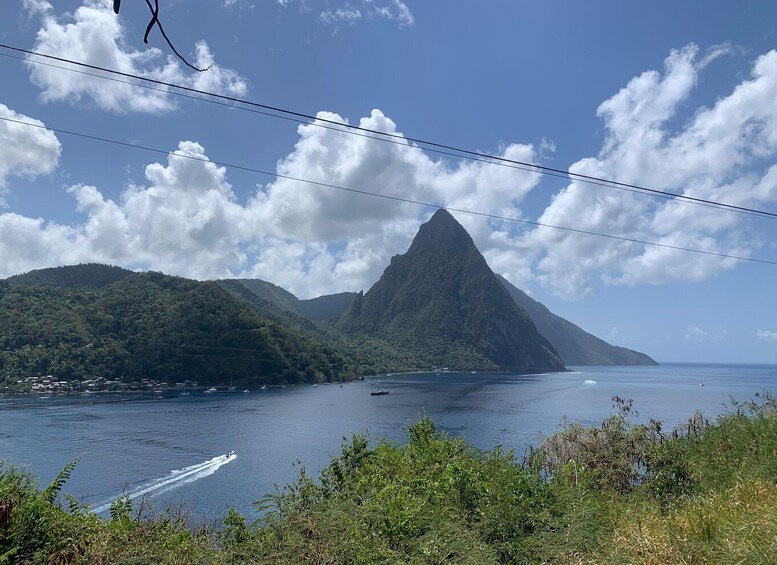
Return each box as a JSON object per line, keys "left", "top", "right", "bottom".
{"left": 337, "top": 210, "right": 564, "bottom": 372}
{"left": 410, "top": 209, "right": 474, "bottom": 255}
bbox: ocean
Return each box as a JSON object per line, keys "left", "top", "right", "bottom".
{"left": 1, "top": 363, "right": 775, "bottom": 522}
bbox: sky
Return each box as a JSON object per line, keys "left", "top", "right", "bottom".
{"left": 0, "top": 0, "right": 776, "bottom": 363}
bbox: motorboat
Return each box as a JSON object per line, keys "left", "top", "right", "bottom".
{"left": 371, "top": 390, "right": 389, "bottom": 396}
{"left": 260, "top": 385, "right": 267, "bottom": 391}
{"left": 204, "top": 387, "right": 217, "bottom": 393}
{"left": 226, "top": 450, "right": 235, "bottom": 459}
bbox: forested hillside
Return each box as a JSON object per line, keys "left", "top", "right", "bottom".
{"left": 0, "top": 268, "right": 347, "bottom": 386}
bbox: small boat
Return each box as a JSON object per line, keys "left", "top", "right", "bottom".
{"left": 312, "top": 383, "right": 318, "bottom": 388}
{"left": 228, "top": 386, "right": 236, "bottom": 392}
{"left": 180, "top": 392, "right": 190, "bottom": 396}
{"left": 371, "top": 390, "right": 389, "bottom": 396}
{"left": 243, "top": 389, "right": 250, "bottom": 393}
{"left": 226, "top": 450, "right": 235, "bottom": 459}
{"left": 260, "top": 385, "right": 267, "bottom": 391}
{"left": 204, "top": 387, "right": 217, "bottom": 393}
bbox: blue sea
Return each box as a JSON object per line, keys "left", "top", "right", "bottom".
{"left": 1, "top": 363, "right": 775, "bottom": 522}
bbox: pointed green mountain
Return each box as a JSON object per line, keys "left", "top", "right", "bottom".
{"left": 336, "top": 209, "right": 565, "bottom": 372}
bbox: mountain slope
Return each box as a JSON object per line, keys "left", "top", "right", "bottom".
{"left": 222, "top": 278, "right": 302, "bottom": 314}
{"left": 497, "top": 275, "right": 658, "bottom": 366}
{"left": 218, "top": 279, "right": 422, "bottom": 375}
{"left": 221, "top": 279, "right": 357, "bottom": 322}
{"left": 336, "top": 209, "right": 564, "bottom": 372}
{"left": 299, "top": 293, "right": 358, "bottom": 321}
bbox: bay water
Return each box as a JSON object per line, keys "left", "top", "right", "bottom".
{"left": 1, "top": 363, "right": 775, "bottom": 522}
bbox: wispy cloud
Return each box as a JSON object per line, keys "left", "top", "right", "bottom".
{"left": 320, "top": 5, "right": 362, "bottom": 26}
{"left": 684, "top": 326, "right": 710, "bottom": 343}
{"left": 757, "top": 330, "right": 777, "bottom": 342}
{"left": 319, "top": 0, "right": 413, "bottom": 29}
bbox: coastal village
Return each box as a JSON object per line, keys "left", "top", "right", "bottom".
{"left": 0, "top": 375, "right": 199, "bottom": 395}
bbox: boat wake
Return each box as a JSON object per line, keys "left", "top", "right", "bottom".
{"left": 92, "top": 453, "right": 236, "bottom": 514}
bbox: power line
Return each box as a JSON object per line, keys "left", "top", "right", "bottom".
{"left": 7, "top": 52, "right": 691, "bottom": 212}
{"left": 2, "top": 43, "right": 777, "bottom": 221}
{"left": 2, "top": 114, "right": 776, "bottom": 268}
{"left": 7, "top": 52, "right": 771, "bottom": 221}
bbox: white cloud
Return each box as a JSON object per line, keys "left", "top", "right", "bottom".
{"left": 5, "top": 47, "right": 776, "bottom": 300}
{"left": 247, "top": 109, "right": 540, "bottom": 294}
{"left": 684, "top": 325, "right": 709, "bottom": 343}
{"left": 320, "top": 0, "right": 413, "bottom": 28}
{"left": 525, "top": 45, "right": 777, "bottom": 298}
{"left": 0, "top": 109, "right": 541, "bottom": 297}
{"left": 25, "top": 0, "right": 247, "bottom": 113}
{"left": 757, "top": 330, "right": 777, "bottom": 342}
{"left": 320, "top": 5, "right": 362, "bottom": 26}
{"left": 0, "top": 103, "right": 61, "bottom": 207}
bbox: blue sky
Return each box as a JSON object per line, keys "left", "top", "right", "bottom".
{"left": 1, "top": 0, "right": 776, "bottom": 363}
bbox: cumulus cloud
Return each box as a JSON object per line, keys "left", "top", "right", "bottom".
{"left": 525, "top": 45, "right": 777, "bottom": 298}
{"left": 247, "top": 109, "right": 540, "bottom": 293}
{"left": 320, "top": 0, "right": 413, "bottom": 28}
{"left": 25, "top": 0, "right": 247, "bottom": 113}
{"left": 0, "top": 109, "right": 540, "bottom": 297}
{"left": 0, "top": 103, "right": 61, "bottom": 206}
{"left": 757, "top": 330, "right": 777, "bottom": 342}
{"left": 4, "top": 46, "right": 776, "bottom": 300}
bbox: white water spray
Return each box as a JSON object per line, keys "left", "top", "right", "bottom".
{"left": 92, "top": 453, "right": 236, "bottom": 514}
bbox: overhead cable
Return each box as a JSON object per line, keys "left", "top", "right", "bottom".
{"left": 2, "top": 114, "right": 775, "bottom": 268}
{"left": 2, "top": 43, "right": 777, "bottom": 220}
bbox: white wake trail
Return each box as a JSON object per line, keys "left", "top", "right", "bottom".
{"left": 92, "top": 453, "right": 236, "bottom": 514}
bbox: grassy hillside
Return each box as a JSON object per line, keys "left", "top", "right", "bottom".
{"left": 2, "top": 394, "right": 777, "bottom": 563}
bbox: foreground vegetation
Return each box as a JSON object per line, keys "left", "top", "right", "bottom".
{"left": 3, "top": 395, "right": 777, "bottom": 563}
